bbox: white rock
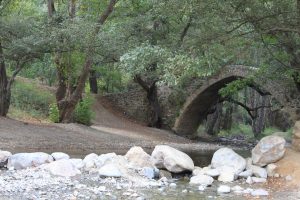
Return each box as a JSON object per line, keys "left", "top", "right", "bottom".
{"left": 140, "top": 167, "right": 155, "bottom": 179}
{"left": 245, "top": 158, "right": 253, "bottom": 170}
{"left": 204, "top": 169, "right": 220, "bottom": 177}
{"left": 250, "top": 165, "right": 267, "bottom": 178}
{"left": 217, "top": 185, "right": 231, "bottom": 194}
{"left": 151, "top": 145, "right": 194, "bottom": 173}
{"left": 243, "top": 188, "right": 254, "bottom": 194}
{"left": 51, "top": 152, "right": 70, "bottom": 161}
{"left": 266, "top": 164, "right": 277, "bottom": 177}
{"left": 7, "top": 152, "right": 53, "bottom": 170}
{"left": 41, "top": 159, "right": 81, "bottom": 177}
{"left": 252, "top": 136, "right": 286, "bottom": 166}
{"left": 169, "top": 183, "right": 176, "bottom": 188}
{"left": 232, "top": 185, "right": 244, "bottom": 192}
{"left": 0, "top": 150, "right": 11, "bottom": 166}
{"left": 218, "top": 166, "right": 235, "bottom": 182}
{"left": 251, "top": 189, "right": 269, "bottom": 196}
{"left": 98, "top": 186, "right": 106, "bottom": 192}
{"left": 238, "top": 169, "right": 253, "bottom": 178}
{"left": 190, "top": 174, "right": 214, "bottom": 186}
{"left": 192, "top": 167, "right": 204, "bottom": 176}
{"left": 125, "top": 146, "right": 154, "bottom": 168}
{"left": 198, "top": 185, "right": 206, "bottom": 191}
{"left": 98, "top": 163, "right": 122, "bottom": 177}
{"left": 95, "top": 153, "right": 117, "bottom": 168}
{"left": 211, "top": 148, "right": 246, "bottom": 175}
{"left": 246, "top": 176, "right": 253, "bottom": 184}
{"left": 70, "top": 159, "right": 85, "bottom": 169}
{"left": 252, "top": 177, "right": 267, "bottom": 183}
{"left": 83, "top": 153, "right": 98, "bottom": 170}
{"left": 286, "top": 175, "right": 293, "bottom": 181}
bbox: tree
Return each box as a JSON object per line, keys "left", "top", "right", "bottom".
{"left": 0, "top": 3, "right": 50, "bottom": 116}
{"left": 46, "top": 0, "right": 118, "bottom": 122}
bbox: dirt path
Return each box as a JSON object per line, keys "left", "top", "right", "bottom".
{"left": 0, "top": 96, "right": 225, "bottom": 156}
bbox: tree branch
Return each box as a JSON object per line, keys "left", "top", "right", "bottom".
{"left": 221, "top": 97, "right": 272, "bottom": 120}
{"left": 134, "top": 75, "right": 150, "bottom": 92}
{"left": 178, "top": 16, "right": 192, "bottom": 46}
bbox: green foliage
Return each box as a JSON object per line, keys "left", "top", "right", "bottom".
{"left": 219, "top": 124, "right": 254, "bottom": 139}
{"left": 96, "top": 65, "right": 129, "bottom": 93}
{"left": 260, "top": 127, "right": 293, "bottom": 141}
{"left": 49, "top": 103, "right": 59, "bottom": 123}
{"left": 19, "top": 55, "right": 57, "bottom": 86}
{"left": 11, "top": 79, "right": 55, "bottom": 117}
{"left": 219, "top": 78, "right": 254, "bottom": 97}
{"left": 73, "top": 96, "right": 95, "bottom": 125}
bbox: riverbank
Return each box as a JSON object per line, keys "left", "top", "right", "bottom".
{"left": 0, "top": 117, "right": 232, "bottom": 156}
{"left": 0, "top": 145, "right": 299, "bottom": 200}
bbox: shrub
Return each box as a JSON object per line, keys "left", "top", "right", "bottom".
{"left": 11, "top": 80, "right": 54, "bottom": 117}
{"left": 74, "top": 95, "right": 95, "bottom": 125}
{"left": 49, "top": 103, "right": 59, "bottom": 123}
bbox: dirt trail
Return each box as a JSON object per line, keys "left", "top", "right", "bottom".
{"left": 92, "top": 95, "right": 189, "bottom": 142}
{"left": 0, "top": 95, "right": 224, "bottom": 156}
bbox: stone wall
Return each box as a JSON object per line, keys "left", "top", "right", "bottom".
{"left": 104, "top": 85, "right": 151, "bottom": 124}
{"left": 103, "top": 79, "right": 205, "bottom": 128}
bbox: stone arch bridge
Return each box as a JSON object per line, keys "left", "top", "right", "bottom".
{"left": 173, "top": 65, "right": 300, "bottom": 136}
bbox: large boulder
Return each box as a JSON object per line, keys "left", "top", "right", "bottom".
{"left": 252, "top": 136, "right": 286, "bottom": 166}
{"left": 51, "top": 152, "right": 70, "bottom": 161}
{"left": 7, "top": 152, "right": 53, "bottom": 170}
{"left": 41, "top": 159, "right": 81, "bottom": 177}
{"left": 151, "top": 145, "right": 194, "bottom": 173}
{"left": 211, "top": 148, "right": 246, "bottom": 175}
{"left": 125, "top": 146, "right": 154, "bottom": 168}
{"left": 0, "top": 150, "right": 12, "bottom": 167}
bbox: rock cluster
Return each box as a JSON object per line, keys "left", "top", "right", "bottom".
{"left": 0, "top": 135, "right": 288, "bottom": 199}
{"left": 186, "top": 135, "right": 287, "bottom": 197}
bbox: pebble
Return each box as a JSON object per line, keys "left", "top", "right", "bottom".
{"left": 251, "top": 189, "right": 269, "bottom": 196}
{"left": 198, "top": 185, "right": 206, "bottom": 191}
{"left": 286, "top": 175, "right": 293, "bottom": 181}
{"left": 169, "top": 183, "right": 176, "bottom": 188}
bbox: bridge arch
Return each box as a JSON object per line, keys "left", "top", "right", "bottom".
{"left": 173, "top": 65, "right": 294, "bottom": 136}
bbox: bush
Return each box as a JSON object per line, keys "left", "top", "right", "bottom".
{"left": 11, "top": 80, "right": 55, "bottom": 117}
{"left": 74, "top": 95, "right": 95, "bottom": 125}
{"left": 49, "top": 103, "right": 59, "bottom": 123}
{"left": 49, "top": 96, "right": 95, "bottom": 125}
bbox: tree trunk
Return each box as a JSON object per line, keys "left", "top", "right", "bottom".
{"left": 147, "top": 82, "right": 162, "bottom": 128}
{"left": 68, "top": 0, "right": 76, "bottom": 18}
{"left": 0, "top": 42, "right": 9, "bottom": 117}
{"left": 47, "top": 0, "right": 55, "bottom": 17}
{"left": 89, "top": 70, "right": 98, "bottom": 94}
{"left": 251, "top": 92, "right": 267, "bottom": 137}
{"left": 205, "top": 102, "right": 223, "bottom": 135}
{"left": 222, "top": 102, "right": 233, "bottom": 130}
{"left": 134, "top": 75, "right": 162, "bottom": 128}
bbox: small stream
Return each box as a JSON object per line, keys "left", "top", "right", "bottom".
{"left": 74, "top": 149, "right": 252, "bottom": 200}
